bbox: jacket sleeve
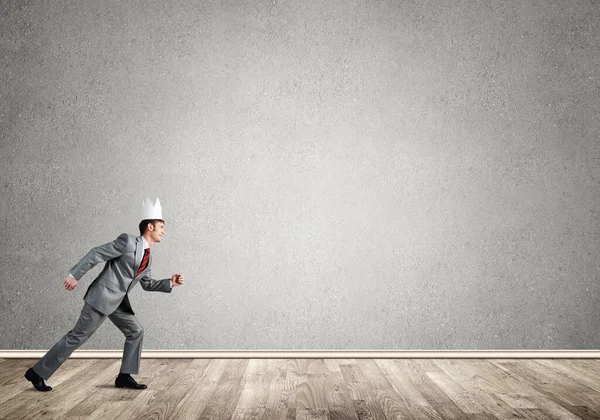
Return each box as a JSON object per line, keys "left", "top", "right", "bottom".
{"left": 69, "top": 233, "right": 129, "bottom": 281}
{"left": 139, "top": 266, "right": 172, "bottom": 293}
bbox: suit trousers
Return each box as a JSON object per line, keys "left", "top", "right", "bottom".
{"left": 33, "top": 301, "right": 144, "bottom": 380}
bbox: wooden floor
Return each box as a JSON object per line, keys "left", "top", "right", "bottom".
{"left": 1, "top": 358, "right": 599, "bottom": 420}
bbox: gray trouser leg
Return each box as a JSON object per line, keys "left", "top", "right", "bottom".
{"left": 108, "top": 306, "right": 144, "bottom": 375}
{"left": 33, "top": 303, "right": 106, "bottom": 380}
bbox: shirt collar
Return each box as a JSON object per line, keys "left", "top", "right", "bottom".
{"left": 141, "top": 235, "right": 149, "bottom": 250}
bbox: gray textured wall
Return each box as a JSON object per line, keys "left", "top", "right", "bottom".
{"left": 1, "top": 0, "right": 599, "bottom": 350}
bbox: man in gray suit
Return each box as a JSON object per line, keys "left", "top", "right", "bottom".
{"left": 25, "top": 198, "right": 184, "bottom": 391}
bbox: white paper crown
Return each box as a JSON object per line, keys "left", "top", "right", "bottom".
{"left": 142, "top": 197, "right": 163, "bottom": 220}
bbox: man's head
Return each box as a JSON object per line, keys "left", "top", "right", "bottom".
{"left": 139, "top": 219, "right": 165, "bottom": 243}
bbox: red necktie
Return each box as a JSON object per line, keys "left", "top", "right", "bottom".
{"left": 136, "top": 248, "right": 150, "bottom": 276}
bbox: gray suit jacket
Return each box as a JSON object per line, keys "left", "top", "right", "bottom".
{"left": 70, "top": 233, "right": 171, "bottom": 315}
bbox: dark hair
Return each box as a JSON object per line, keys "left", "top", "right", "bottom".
{"left": 139, "top": 219, "right": 165, "bottom": 235}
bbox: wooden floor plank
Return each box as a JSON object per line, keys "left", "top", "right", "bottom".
{"left": 358, "top": 359, "right": 423, "bottom": 420}
{"left": 127, "top": 359, "right": 197, "bottom": 420}
{"left": 490, "top": 360, "right": 595, "bottom": 420}
{"left": 262, "top": 359, "right": 297, "bottom": 420}
{"left": 4, "top": 358, "right": 600, "bottom": 420}
{"left": 231, "top": 358, "right": 270, "bottom": 420}
{"left": 340, "top": 361, "right": 388, "bottom": 419}
{"left": 1, "top": 359, "right": 119, "bottom": 420}
{"left": 0, "top": 359, "right": 31, "bottom": 387}
{"left": 430, "top": 360, "right": 498, "bottom": 417}
{"left": 535, "top": 359, "right": 600, "bottom": 393}
{"left": 64, "top": 358, "right": 166, "bottom": 418}
{"left": 375, "top": 359, "right": 443, "bottom": 420}
{"left": 165, "top": 358, "right": 231, "bottom": 420}
{"left": 394, "top": 359, "right": 468, "bottom": 420}
{"left": 320, "top": 360, "right": 360, "bottom": 420}
{"left": 499, "top": 359, "right": 600, "bottom": 412}
{"left": 197, "top": 359, "right": 249, "bottom": 420}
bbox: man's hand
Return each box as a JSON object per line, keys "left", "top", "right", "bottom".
{"left": 171, "top": 273, "right": 184, "bottom": 287}
{"left": 64, "top": 276, "right": 78, "bottom": 291}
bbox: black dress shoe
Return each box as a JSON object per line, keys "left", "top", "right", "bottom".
{"left": 115, "top": 373, "right": 147, "bottom": 389}
{"left": 25, "top": 368, "right": 52, "bottom": 392}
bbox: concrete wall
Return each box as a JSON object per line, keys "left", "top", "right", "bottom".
{"left": 1, "top": 0, "right": 599, "bottom": 350}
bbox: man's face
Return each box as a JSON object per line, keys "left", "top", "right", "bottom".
{"left": 148, "top": 221, "right": 165, "bottom": 243}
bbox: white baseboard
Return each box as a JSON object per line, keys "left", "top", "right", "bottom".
{"left": 1, "top": 350, "right": 599, "bottom": 358}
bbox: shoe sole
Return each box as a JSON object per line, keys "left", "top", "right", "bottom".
{"left": 115, "top": 384, "right": 147, "bottom": 389}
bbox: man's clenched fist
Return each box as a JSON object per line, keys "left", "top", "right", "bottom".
{"left": 171, "top": 273, "right": 184, "bottom": 287}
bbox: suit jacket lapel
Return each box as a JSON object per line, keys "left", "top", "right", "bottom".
{"left": 133, "top": 236, "right": 143, "bottom": 277}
